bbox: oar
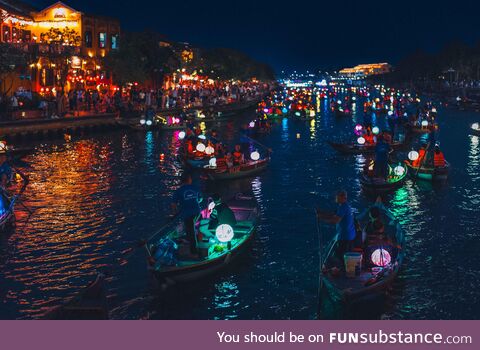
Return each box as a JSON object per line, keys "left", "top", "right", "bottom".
{"left": 119, "top": 214, "right": 179, "bottom": 262}
{"left": 245, "top": 136, "right": 273, "bottom": 154}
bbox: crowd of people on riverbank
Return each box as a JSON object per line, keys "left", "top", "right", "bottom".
{"left": 0, "top": 80, "right": 271, "bottom": 122}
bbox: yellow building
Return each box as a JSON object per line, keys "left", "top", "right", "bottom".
{"left": 0, "top": 1, "right": 120, "bottom": 95}
{"left": 339, "top": 63, "right": 391, "bottom": 80}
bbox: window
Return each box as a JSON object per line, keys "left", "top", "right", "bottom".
{"left": 111, "top": 34, "right": 119, "bottom": 49}
{"left": 85, "top": 30, "right": 92, "bottom": 48}
{"left": 98, "top": 32, "right": 106, "bottom": 48}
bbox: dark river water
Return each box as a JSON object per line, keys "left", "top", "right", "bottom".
{"left": 1, "top": 94, "right": 479, "bottom": 320}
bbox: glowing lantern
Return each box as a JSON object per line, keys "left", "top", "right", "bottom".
{"left": 471, "top": 123, "right": 479, "bottom": 130}
{"left": 208, "top": 201, "right": 216, "bottom": 211}
{"left": 209, "top": 158, "right": 217, "bottom": 168}
{"left": 249, "top": 121, "right": 255, "bottom": 128}
{"left": 337, "top": 100, "right": 342, "bottom": 104}
{"left": 146, "top": 120, "right": 153, "bottom": 126}
{"left": 388, "top": 111, "right": 393, "bottom": 116}
{"left": 198, "top": 134, "right": 206, "bottom": 140}
{"left": 432, "top": 108, "right": 437, "bottom": 113}
{"left": 215, "top": 224, "right": 234, "bottom": 243}
{"left": 140, "top": 119, "right": 146, "bottom": 125}
{"left": 393, "top": 165, "right": 406, "bottom": 176}
{"left": 205, "top": 145, "right": 215, "bottom": 155}
{"left": 355, "top": 124, "right": 363, "bottom": 132}
{"left": 196, "top": 143, "right": 206, "bottom": 152}
{"left": 371, "top": 248, "right": 391, "bottom": 267}
{"left": 250, "top": 151, "right": 260, "bottom": 161}
{"left": 357, "top": 137, "right": 366, "bottom": 145}
{"left": 263, "top": 108, "right": 269, "bottom": 113}
{"left": 282, "top": 107, "right": 288, "bottom": 114}
{"left": 372, "top": 126, "right": 380, "bottom": 135}
{"left": 0, "top": 141, "right": 6, "bottom": 151}
{"left": 408, "top": 150, "right": 419, "bottom": 161}
{"left": 178, "top": 131, "right": 186, "bottom": 140}
{"left": 421, "top": 120, "right": 429, "bottom": 127}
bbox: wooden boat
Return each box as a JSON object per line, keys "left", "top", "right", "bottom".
{"left": 405, "top": 123, "right": 439, "bottom": 134}
{"left": 202, "top": 158, "right": 269, "bottom": 180}
{"left": 404, "top": 160, "right": 449, "bottom": 182}
{"left": 183, "top": 155, "right": 212, "bottom": 169}
{"left": 360, "top": 166, "right": 408, "bottom": 194}
{"left": 328, "top": 141, "right": 404, "bottom": 155}
{"left": 42, "top": 274, "right": 108, "bottom": 319}
{"left": 147, "top": 195, "right": 259, "bottom": 284}
{"left": 0, "top": 189, "right": 16, "bottom": 233}
{"left": 321, "top": 202, "right": 405, "bottom": 303}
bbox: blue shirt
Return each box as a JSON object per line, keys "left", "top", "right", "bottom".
{"left": 173, "top": 184, "right": 201, "bottom": 219}
{"left": 336, "top": 202, "right": 356, "bottom": 241}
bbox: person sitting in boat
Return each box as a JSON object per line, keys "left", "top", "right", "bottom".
{"left": 317, "top": 190, "right": 356, "bottom": 259}
{"left": 412, "top": 145, "right": 427, "bottom": 167}
{"left": 433, "top": 145, "right": 446, "bottom": 168}
{"left": 171, "top": 173, "right": 202, "bottom": 256}
{"left": 363, "top": 128, "right": 375, "bottom": 145}
{"left": 0, "top": 151, "right": 12, "bottom": 188}
{"left": 374, "top": 135, "right": 391, "bottom": 179}
{"left": 208, "top": 194, "right": 237, "bottom": 230}
{"left": 232, "top": 145, "right": 245, "bottom": 166}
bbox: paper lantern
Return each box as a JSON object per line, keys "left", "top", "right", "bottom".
{"left": 372, "top": 126, "right": 380, "bottom": 135}
{"left": 205, "top": 146, "right": 215, "bottom": 155}
{"left": 178, "top": 131, "right": 186, "bottom": 140}
{"left": 209, "top": 158, "right": 217, "bottom": 167}
{"left": 250, "top": 151, "right": 260, "bottom": 161}
{"left": 215, "top": 224, "right": 234, "bottom": 243}
{"left": 408, "top": 151, "right": 419, "bottom": 161}
{"left": 196, "top": 143, "right": 206, "bottom": 152}
{"left": 394, "top": 165, "right": 406, "bottom": 176}
{"left": 357, "top": 137, "right": 366, "bottom": 145}
{"left": 371, "top": 248, "right": 391, "bottom": 267}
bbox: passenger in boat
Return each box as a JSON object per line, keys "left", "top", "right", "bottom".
{"left": 0, "top": 151, "right": 12, "bottom": 188}
{"left": 412, "top": 145, "right": 426, "bottom": 167}
{"left": 433, "top": 145, "right": 446, "bottom": 168}
{"left": 225, "top": 152, "right": 234, "bottom": 168}
{"left": 171, "top": 173, "right": 202, "bottom": 255}
{"left": 317, "top": 190, "right": 356, "bottom": 258}
{"left": 208, "top": 194, "right": 237, "bottom": 230}
{"left": 364, "top": 128, "right": 375, "bottom": 145}
{"left": 374, "top": 136, "right": 391, "bottom": 178}
{"left": 233, "top": 145, "right": 245, "bottom": 166}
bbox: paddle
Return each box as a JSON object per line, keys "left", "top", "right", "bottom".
{"left": 245, "top": 135, "right": 273, "bottom": 154}
{"left": 119, "top": 213, "right": 179, "bottom": 263}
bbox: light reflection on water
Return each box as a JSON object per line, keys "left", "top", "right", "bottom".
{"left": 0, "top": 98, "right": 479, "bottom": 320}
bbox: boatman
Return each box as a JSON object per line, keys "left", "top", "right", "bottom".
{"left": 171, "top": 173, "right": 202, "bottom": 255}
{"left": 316, "top": 190, "right": 356, "bottom": 258}
{"left": 433, "top": 145, "right": 446, "bottom": 168}
{"left": 374, "top": 135, "right": 391, "bottom": 178}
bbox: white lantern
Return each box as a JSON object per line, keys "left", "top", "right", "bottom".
{"left": 250, "top": 151, "right": 260, "bottom": 161}
{"left": 421, "top": 120, "right": 429, "bottom": 127}
{"left": 388, "top": 111, "right": 393, "bottom": 116}
{"left": 249, "top": 121, "right": 255, "bottom": 128}
{"left": 178, "top": 131, "right": 186, "bottom": 140}
{"left": 357, "top": 137, "right": 366, "bottom": 145}
{"left": 408, "top": 150, "right": 419, "bottom": 161}
{"left": 198, "top": 134, "right": 206, "bottom": 140}
{"left": 146, "top": 120, "right": 153, "bottom": 126}
{"left": 196, "top": 143, "right": 206, "bottom": 152}
{"left": 0, "top": 141, "right": 6, "bottom": 151}
{"left": 209, "top": 157, "right": 217, "bottom": 168}
{"left": 140, "top": 119, "right": 146, "bottom": 125}
{"left": 472, "top": 123, "right": 479, "bottom": 130}
{"left": 393, "top": 165, "right": 406, "bottom": 176}
{"left": 205, "top": 145, "right": 215, "bottom": 155}
{"left": 371, "top": 248, "right": 391, "bottom": 267}
{"left": 372, "top": 126, "right": 380, "bottom": 135}
{"left": 215, "top": 224, "right": 234, "bottom": 243}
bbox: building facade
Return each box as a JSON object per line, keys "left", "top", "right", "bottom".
{"left": 338, "top": 63, "right": 391, "bottom": 80}
{"left": 0, "top": 1, "right": 120, "bottom": 95}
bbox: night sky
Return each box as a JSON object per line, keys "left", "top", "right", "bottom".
{"left": 27, "top": 0, "right": 480, "bottom": 72}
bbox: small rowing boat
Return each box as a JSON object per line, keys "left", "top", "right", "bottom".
{"left": 321, "top": 202, "right": 405, "bottom": 303}
{"left": 328, "top": 141, "right": 404, "bottom": 155}
{"left": 404, "top": 160, "right": 449, "bottom": 182}
{"left": 42, "top": 274, "right": 108, "bottom": 319}
{"left": 202, "top": 158, "right": 269, "bottom": 180}
{"left": 360, "top": 164, "right": 408, "bottom": 194}
{"left": 0, "top": 189, "right": 16, "bottom": 233}
{"left": 147, "top": 195, "right": 259, "bottom": 284}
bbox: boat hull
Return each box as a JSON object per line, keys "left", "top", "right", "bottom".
{"left": 328, "top": 141, "right": 404, "bottom": 155}
{"left": 203, "top": 159, "right": 269, "bottom": 180}
{"left": 405, "top": 161, "right": 449, "bottom": 182}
